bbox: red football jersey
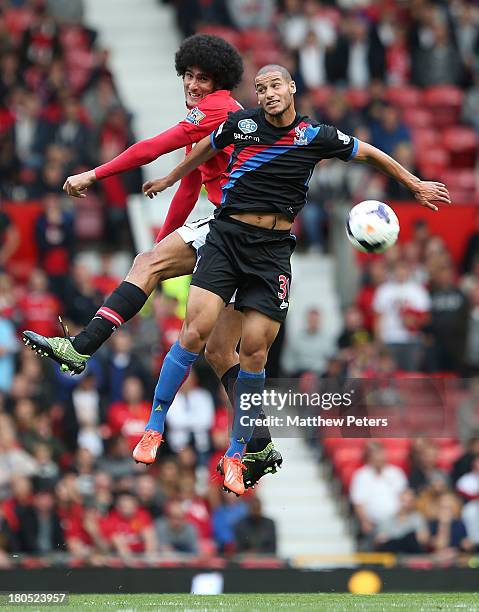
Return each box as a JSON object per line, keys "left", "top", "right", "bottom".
{"left": 179, "top": 89, "right": 242, "bottom": 205}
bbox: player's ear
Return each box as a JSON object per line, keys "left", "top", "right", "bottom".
{"left": 290, "top": 80, "right": 297, "bottom": 94}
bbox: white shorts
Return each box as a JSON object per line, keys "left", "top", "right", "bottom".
{"left": 176, "top": 214, "right": 236, "bottom": 304}
{"left": 176, "top": 215, "right": 213, "bottom": 252}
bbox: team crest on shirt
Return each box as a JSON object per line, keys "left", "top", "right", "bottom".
{"left": 185, "top": 107, "right": 206, "bottom": 125}
{"left": 238, "top": 118, "right": 258, "bottom": 134}
{"left": 294, "top": 126, "right": 308, "bottom": 146}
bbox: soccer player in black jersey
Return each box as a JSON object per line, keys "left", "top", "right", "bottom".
{"left": 141, "top": 64, "right": 451, "bottom": 495}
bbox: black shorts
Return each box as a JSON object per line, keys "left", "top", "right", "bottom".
{"left": 190, "top": 216, "right": 296, "bottom": 322}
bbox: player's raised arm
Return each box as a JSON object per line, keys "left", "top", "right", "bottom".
{"left": 143, "top": 135, "right": 218, "bottom": 198}
{"left": 63, "top": 125, "right": 191, "bottom": 198}
{"left": 353, "top": 141, "right": 451, "bottom": 212}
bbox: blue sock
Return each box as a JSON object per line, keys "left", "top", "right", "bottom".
{"left": 226, "top": 369, "right": 266, "bottom": 458}
{"left": 145, "top": 341, "right": 198, "bottom": 433}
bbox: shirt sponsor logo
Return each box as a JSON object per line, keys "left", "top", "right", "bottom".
{"left": 185, "top": 107, "right": 206, "bottom": 125}
{"left": 234, "top": 133, "right": 260, "bottom": 142}
{"left": 238, "top": 118, "right": 258, "bottom": 134}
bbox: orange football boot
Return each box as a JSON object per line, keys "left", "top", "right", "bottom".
{"left": 218, "top": 453, "right": 246, "bottom": 496}
{"left": 132, "top": 430, "right": 163, "bottom": 464}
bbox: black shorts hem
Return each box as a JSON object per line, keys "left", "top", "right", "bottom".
{"left": 190, "top": 278, "right": 231, "bottom": 304}
{"left": 234, "top": 301, "right": 287, "bottom": 323}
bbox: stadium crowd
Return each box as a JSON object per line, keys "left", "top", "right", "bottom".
{"left": 0, "top": 0, "right": 478, "bottom": 565}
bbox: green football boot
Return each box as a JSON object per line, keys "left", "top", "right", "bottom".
{"left": 22, "top": 326, "right": 90, "bottom": 375}
{"left": 242, "top": 442, "right": 283, "bottom": 489}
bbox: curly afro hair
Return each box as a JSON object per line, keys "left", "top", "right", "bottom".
{"left": 175, "top": 34, "right": 243, "bottom": 91}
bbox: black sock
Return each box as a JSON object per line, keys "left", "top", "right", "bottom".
{"left": 73, "top": 281, "right": 148, "bottom": 355}
{"left": 221, "top": 363, "right": 272, "bottom": 454}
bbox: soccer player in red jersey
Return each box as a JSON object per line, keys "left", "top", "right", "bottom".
{"left": 23, "top": 35, "right": 281, "bottom": 487}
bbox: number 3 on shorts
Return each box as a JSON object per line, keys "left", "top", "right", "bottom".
{"left": 278, "top": 275, "right": 289, "bottom": 300}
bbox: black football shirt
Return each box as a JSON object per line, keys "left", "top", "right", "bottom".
{"left": 210, "top": 107, "right": 358, "bottom": 221}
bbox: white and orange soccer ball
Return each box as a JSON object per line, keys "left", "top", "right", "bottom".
{"left": 346, "top": 200, "right": 400, "bottom": 253}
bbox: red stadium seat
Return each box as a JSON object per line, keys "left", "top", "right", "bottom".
{"left": 417, "top": 148, "right": 450, "bottom": 178}
{"left": 386, "top": 86, "right": 421, "bottom": 108}
{"left": 442, "top": 127, "right": 478, "bottom": 167}
{"left": 441, "top": 169, "right": 478, "bottom": 194}
{"left": 197, "top": 25, "right": 240, "bottom": 48}
{"left": 422, "top": 86, "right": 463, "bottom": 126}
{"left": 436, "top": 444, "right": 463, "bottom": 472}
{"left": 402, "top": 108, "right": 434, "bottom": 128}
{"left": 331, "top": 446, "right": 363, "bottom": 470}
{"left": 412, "top": 128, "right": 440, "bottom": 149}
{"left": 251, "top": 47, "right": 281, "bottom": 68}
{"left": 423, "top": 85, "right": 464, "bottom": 108}
{"left": 310, "top": 86, "right": 334, "bottom": 109}
{"left": 239, "top": 29, "right": 278, "bottom": 53}
{"left": 345, "top": 88, "right": 370, "bottom": 109}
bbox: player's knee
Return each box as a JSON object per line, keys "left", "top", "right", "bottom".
{"left": 240, "top": 344, "right": 268, "bottom": 372}
{"left": 180, "top": 322, "right": 209, "bottom": 353}
{"left": 132, "top": 248, "right": 168, "bottom": 281}
{"left": 204, "top": 344, "right": 235, "bottom": 374}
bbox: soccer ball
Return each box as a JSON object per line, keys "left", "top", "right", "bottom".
{"left": 346, "top": 200, "right": 399, "bottom": 254}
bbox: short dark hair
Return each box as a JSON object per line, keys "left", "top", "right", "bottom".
{"left": 175, "top": 34, "right": 243, "bottom": 91}
{"left": 256, "top": 64, "right": 292, "bottom": 82}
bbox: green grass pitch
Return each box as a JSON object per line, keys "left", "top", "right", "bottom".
{"left": 4, "top": 593, "right": 478, "bottom": 611}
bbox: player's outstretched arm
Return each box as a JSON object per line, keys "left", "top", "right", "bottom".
{"left": 63, "top": 125, "right": 191, "bottom": 198}
{"left": 354, "top": 141, "right": 451, "bottom": 211}
{"left": 143, "top": 135, "right": 217, "bottom": 198}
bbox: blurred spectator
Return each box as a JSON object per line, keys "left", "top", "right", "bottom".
{"left": 457, "top": 380, "right": 479, "bottom": 445}
{"left": 178, "top": 473, "right": 212, "bottom": 542}
{"left": 101, "top": 493, "right": 156, "bottom": 559}
{"left": 464, "top": 285, "right": 479, "bottom": 375}
{"left": 234, "top": 496, "right": 277, "bottom": 554}
{"left": 327, "top": 15, "right": 385, "bottom": 86}
{"left": 64, "top": 261, "right": 103, "bottom": 326}
{"left": 19, "top": 268, "right": 61, "bottom": 337}
{"left": 456, "top": 455, "right": 479, "bottom": 501}
{"left": 370, "top": 104, "right": 410, "bottom": 156}
{"left": 452, "top": 0, "right": 479, "bottom": 72}
{"left": 350, "top": 441, "right": 407, "bottom": 539}
{"left": 462, "top": 72, "right": 479, "bottom": 133}
{"left": 17, "top": 487, "right": 64, "bottom": 554}
{"left": 280, "top": 0, "right": 336, "bottom": 51}
{"left": 155, "top": 500, "right": 198, "bottom": 555}
{"left": 69, "top": 373, "right": 104, "bottom": 457}
{"left": 93, "top": 252, "right": 120, "bottom": 298}
{"left": 409, "top": 443, "right": 448, "bottom": 493}
{"left": 356, "top": 259, "right": 388, "bottom": 332}
{"left": 337, "top": 305, "right": 369, "bottom": 350}
{"left": 135, "top": 474, "right": 165, "bottom": 519}
{"left": 212, "top": 491, "right": 248, "bottom": 554}
{"left": 0, "top": 415, "right": 38, "bottom": 494}
{"left": 451, "top": 432, "right": 479, "bottom": 485}
{"left": 428, "top": 492, "right": 472, "bottom": 554}
{"left": 462, "top": 211, "right": 479, "bottom": 275}
{"left": 104, "top": 330, "right": 151, "bottom": 403}
{"left": 374, "top": 489, "right": 429, "bottom": 553}
{"left": 0, "top": 504, "right": 19, "bottom": 557}
{"left": 225, "top": 0, "right": 274, "bottom": 31}
{"left": 97, "top": 435, "right": 137, "bottom": 480}
{"left": 35, "top": 193, "right": 74, "bottom": 296}
{"left": 32, "top": 442, "right": 60, "bottom": 489}
{"left": 282, "top": 308, "right": 335, "bottom": 376}
{"left": 373, "top": 261, "right": 430, "bottom": 371}
{"left": 108, "top": 376, "right": 150, "bottom": 451}
{"left": 0, "top": 312, "right": 17, "bottom": 392}
{"left": 412, "top": 22, "right": 465, "bottom": 87}
{"left": 0, "top": 202, "right": 19, "bottom": 270}
{"left": 462, "top": 498, "right": 479, "bottom": 551}
{"left": 166, "top": 370, "right": 215, "bottom": 462}
{"left": 385, "top": 143, "right": 417, "bottom": 200}
{"left": 428, "top": 265, "right": 468, "bottom": 372}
